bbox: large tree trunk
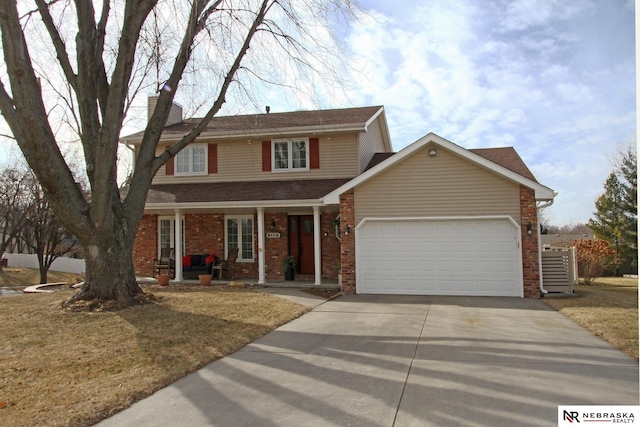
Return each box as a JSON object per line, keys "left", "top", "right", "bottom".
{"left": 0, "top": 0, "right": 328, "bottom": 309}
{"left": 67, "top": 226, "right": 142, "bottom": 308}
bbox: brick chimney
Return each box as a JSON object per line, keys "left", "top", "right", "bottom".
{"left": 147, "top": 95, "right": 183, "bottom": 126}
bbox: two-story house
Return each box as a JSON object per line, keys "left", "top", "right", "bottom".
{"left": 123, "top": 97, "right": 555, "bottom": 298}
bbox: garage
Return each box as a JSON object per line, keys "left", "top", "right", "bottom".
{"left": 356, "top": 217, "right": 523, "bottom": 296}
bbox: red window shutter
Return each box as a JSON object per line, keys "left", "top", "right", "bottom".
{"left": 262, "top": 141, "right": 271, "bottom": 171}
{"left": 165, "top": 146, "right": 174, "bottom": 175}
{"left": 309, "top": 137, "right": 320, "bottom": 169}
{"left": 208, "top": 143, "right": 217, "bottom": 173}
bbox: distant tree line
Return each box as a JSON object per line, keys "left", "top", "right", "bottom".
{"left": 0, "top": 166, "right": 80, "bottom": 283}
{"left": 542, "top": 222, "right": 592, "bottom": 235}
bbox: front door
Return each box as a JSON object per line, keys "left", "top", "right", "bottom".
{"left": 288, "top": 215, "right": 315, "bottom": 274}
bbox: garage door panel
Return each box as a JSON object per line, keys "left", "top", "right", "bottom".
{"left": 357, "top": 218, "right": 521, "bottom": 297}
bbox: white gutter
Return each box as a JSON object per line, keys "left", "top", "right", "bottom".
{"left": 536, "top": 195, "right": 556, "bottom": 295}
{"left": 120, "top": 141, "right": 136, "bottom": 175}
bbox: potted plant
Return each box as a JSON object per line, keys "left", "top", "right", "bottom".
{"left": 157, "top": 274, "right": 170, "bottom": 286}
{"left": 282, "top": 255, "right": 296, "bottom": 281}
{"left": 198, "top": 274, "right": 212, "bottom": 286}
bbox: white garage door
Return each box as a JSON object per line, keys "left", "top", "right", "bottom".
{"left": 356, "top": 218, "right": 522, "bottom": 296}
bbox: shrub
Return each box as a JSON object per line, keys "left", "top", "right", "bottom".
{"left": 573, "top": 239, "right": 617, "bottom": 285}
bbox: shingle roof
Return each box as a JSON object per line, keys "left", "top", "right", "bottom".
{"left": 469, "top": 147, "right": 538, "bottom": 182}
{"left": 129, "top": 179, "right": 351, "bottom": 204}
{"left": 364, "top": 153, "right": 395, "bottom": 171}
{"left": 123, "top": 106, "right": 384, "bottom": 141}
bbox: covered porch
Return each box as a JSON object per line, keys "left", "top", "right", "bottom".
{"left": 131, "top": 179, "right": 348, "bottom": 287}
{"left": 134, "top": 203, "right": 342, "bottom": 287}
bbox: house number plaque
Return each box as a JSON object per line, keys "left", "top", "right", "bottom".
{"left": 266, "top": 232, "right": 281, "bottom": 239}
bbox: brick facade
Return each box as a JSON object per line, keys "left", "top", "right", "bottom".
{"left": 184, "top": 213, "right": 225, "bottom": 255}
{"left": 265, "top": 212, "right": 288, "bottom": 279}
{"left": 132, "top": 210, "right": 342, "bottom": 281}
{"left": 133, "top": 214, "right": 158, "bottom": 277}
{"left": 520, "top": 185, "right": 540, "bottom": 298}
{"left": 321, "top": 211, "right": 341, "bottom": 280}
{"left": 339, "top": 190, "right": 356, "bottom": 294}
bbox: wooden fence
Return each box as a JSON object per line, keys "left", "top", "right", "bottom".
{"left": 542, "top": 248, "right": 577, "bottom": 293}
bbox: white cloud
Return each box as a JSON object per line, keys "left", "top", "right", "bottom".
{"left": 498, "top": 0, "right": 593, "bottom": 32}
{"left": 346, "top": 0, "right": 635, "bottom": 225}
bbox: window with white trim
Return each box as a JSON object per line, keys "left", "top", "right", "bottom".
{"left": 273, "top": 139, "right": 308, "bottom": 171}
{"left": 176, "top": 143, "right": 207, "bottom": 175}
{"left": 225, "top": 216, "right": 254, "bottom": 262}
{"left": 158, "top": 217, "right": 185, "bottom": 257}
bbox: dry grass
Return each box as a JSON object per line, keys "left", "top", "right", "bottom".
{"left": 0, "top": 267, "right": 81, "bottom": 288}
{"left": 0, "top": 285, "right": 309, "bottom": 427}
{"left": 543, "top": 277, "right": 638, "bottom": 360}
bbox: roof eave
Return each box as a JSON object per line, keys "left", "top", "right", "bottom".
{"left": 145, "top": 198, "right": 328, "bottom": 210}
{"left": 123, "top": 123, "right": 368, "bottom": 145}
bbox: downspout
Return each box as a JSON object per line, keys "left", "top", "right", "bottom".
{"left": 120, "top": 141, "right": 136, "bottom": 181}
{"left": 536, "top": 196, "right": 556, "bottom": 295}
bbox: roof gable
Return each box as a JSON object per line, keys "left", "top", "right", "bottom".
{"left": 324, "top": 133, "right": 554, "bottom": 203}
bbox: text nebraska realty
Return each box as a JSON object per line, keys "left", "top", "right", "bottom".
{"left": 565, "top": 410, "right": 635, "bottom": 423}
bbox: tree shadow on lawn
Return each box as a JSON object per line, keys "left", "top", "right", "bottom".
{"left": 68, "top": 288, "right": 306, "bottom": 426}
{"left": 119, "top": 289, "right": 302, "bottom": 366}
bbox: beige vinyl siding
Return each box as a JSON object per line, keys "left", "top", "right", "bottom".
{"left": 354, "top": 144, "right": 521, "bottom": 224}
{"left": 147, "top": 96, "right": 183, "bottom": 126}
{"left": 152, "top": 133, "right": 360, "bottom": 184}
{"left": 358, "top": 117, "right": 387, "bottom": 172}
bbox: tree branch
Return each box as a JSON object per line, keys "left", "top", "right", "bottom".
{"left": 0, "top": 2, "right": 92, "bottom": 241}
{"left": 34, "top": 0, "right": 78, "bottom": 92}
{"left": 143, "top": 0, "right": 272, "bottom": 173}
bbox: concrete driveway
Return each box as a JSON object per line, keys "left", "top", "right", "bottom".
{"left": 98, "top": 295, "right": 638, "bottom": 426}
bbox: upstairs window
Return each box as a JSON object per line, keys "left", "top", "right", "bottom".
{"left": 273, "top": 139, "right": 308, "bottom": 171}
{"left": 176, "top": 143, "right": 207, "bottom": 175}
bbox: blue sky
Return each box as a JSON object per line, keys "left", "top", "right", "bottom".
{"left": 1, "top": 0, "right": 635, "bottom": 227}
{"left": 337, "top": 0, "right": 635, "bottom": 226}
{"left": 218, "top": 0, "right": 634, "bottom": 225}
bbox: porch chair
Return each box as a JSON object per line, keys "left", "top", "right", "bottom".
{"left": 220, "top": 247, "right": 239, "bottom": 280}
{"left": 153, "top": 247, "right": 175, "bottom": 278}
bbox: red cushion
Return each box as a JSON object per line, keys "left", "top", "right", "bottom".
{"left": 182, "top": 256, "right": 192, "bottom": 267}
{"left": 205, "top": 253, "right": 215, "bottom": 264}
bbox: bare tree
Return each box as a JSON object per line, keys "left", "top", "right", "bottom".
{"left": 0, "top": 1, "right": 359, "bottom": 307}
{"left": 545, "top": 222, "right": 592, "bottom": 235}
{"left": 21, "top": 171, "right": 81, "bottom": 284}
{"left": 0, "top": 167, "right": 32, "bottom": 268}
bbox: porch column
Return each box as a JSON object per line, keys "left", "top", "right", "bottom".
{"left": 257, "top": 207, "right": 266, "bottom": 284}
{"left": 174, "top": 209, "right": 183, "bottom": 281}
{"left": 313, "top": 206, "right": 322, "bottom": 285}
